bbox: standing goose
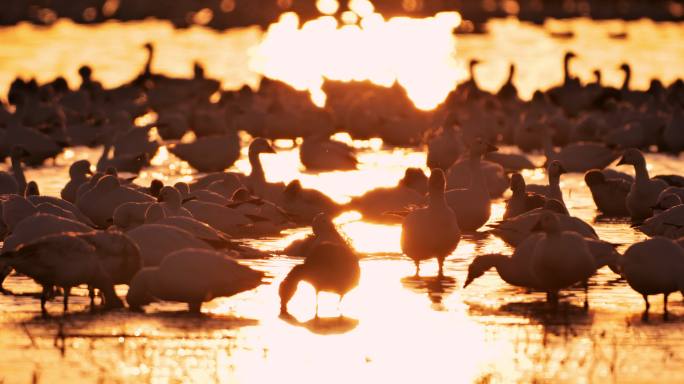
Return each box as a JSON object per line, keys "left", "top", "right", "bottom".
{"left": 617, "top": 148, "right": 668, "bottom": 222}
{"left": 60, "top": 160, "right": 92, "bottom": 203}
{"left": 497, "top": 63, "right": 518, "bottom": 101}
{"left": 444, "top": 138, "right": 497, "bottom": 231}
{"left": 525, "top": 160, "right": 567, "bottom": 204}
{"left": 0, "top": 233, "right": 124, "bottom": 317}
{"left": 126, "top": 248, "right": 265, "bottom": 313}
{"left": 503, "top": 173, "right": 546, "bottom": 219}
{"left": 0, "top": 146, "right": 29, "bottom": 195}
{"left": 400, "top": 168, "right": 461, "bottom": 277}
{"left": 584, "top": 170, "right": 631, "bottom": 217}
{"left": 279, "top": 213, "right": 349, "bottom": 256}
{"left": 620, "top": 237, "right": 684, "bottom": 321}
{"left": 530, "top": 212, "right": 597, "bottom": 307}
{"left": 279, "top": 241, "right": 360, "bottom": 316}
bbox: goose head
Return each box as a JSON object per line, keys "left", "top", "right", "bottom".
{"left": 616, "top": 148, "right": 645, "bottom": 168}
{"left": 593, "top": 69, "right": 601, "bottom": 84}
{"left": 126, "top": 268, "right": 156, "bottom": 312}
{"left": 157, "top": 186, "right": 183, "bottom": 208}
{"left": 312, "top": 213, "right": 336, "bottom": 237}
{"left": 653, "top": 192, "right": 682, "bottom": 211}
{"left": 399, "top": 168, "right": 428, "bottom": 193}
{"left": 69, "top": 159, "right": 93, "bottom": 179}
{"left": 470, "top": 137, "right": 498, "bottom": 158}
{"left": 145, "top": 203, "right": 166, "bottom": 223}
{"left": 249, "top": 138, "right": 276, "bottom": 156}
{"left": 24, "top": 181, "right": 39, "bottom": 196}
{"left": 547, "top": 160, "right": 567, "bottom": 177}
{"left": 510, "top": 173, "right": 526, "bottom": 194}
{"left": 78, "top": 65, "right": 93, "bottom": 82}
{"left": 584, "top": 170, "right": 606, "bottom": 187}
{"left": 463, "top": 254, "right": 503, "bottom": 288}
{"left": 149, "top": 179, "right": 164, "bottom": 198}
{"left": 173, "top": 182, "right": 191, "bottom": 198}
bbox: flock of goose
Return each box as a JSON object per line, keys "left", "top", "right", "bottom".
{"left": 1, "top": 43, "right": 684, "bottom": 322}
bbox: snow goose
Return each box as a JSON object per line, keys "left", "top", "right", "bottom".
{"left": 144, "top": 204, "right": 232, "bottom": 249}
{"left": 543, "top": 132, "right": 619, "bottom": 173}
{"left": 76, "top": 175, "right": 155, "bottom": 228}
{"left": 488, "top": 199, "right": 593, "bottom": 247}
{"left": 60, "top": 160, "right": 92, "bottom": 203}
{"left": 279, "top": 213, "right": 349, "bottom": 257}
{"left": 125, "top": 223, "right": 213, "bottom": 267}
{"left": 181, "top": 200, "right": 255, "bottom": 237}
{"left": 0, "top": 234, "right": 124, "bottom": 316}
{"left": 96, "top": 142, "right": 149, "bottom": 174}
{"left": 169, "top": 133, "right": 240, "bottom": 173}
{"left": 126, "top": 248, "right": 264, "bottom": 313}
{"left": 241, "top": 138, "right": 285, "bottom": 201}
{"left": 529, "top": 213, "right": 599, "bottom": 307}
{"left": 0, "top": 121, "right": 62, "bottom": 166}
{"left": 112, "top": 202, "right": 152, "bottom": 230}
{"left": 280, "top": 180, "right": 341, "bottom": 224}
{"left": 346, "top": 168, "right": 426, "bottom": 223}
{"left": 620, "top": 237, "right": 684, "bottom": 320}
{"left": 444, "top": 138, "right": 497, "bottom": 231}
{"left": 503, "top": 173, "right": 546, "bottom": 219}
{"left": 484, "top": 151, "right": 536, "bottom": 172}
{"left": 1, "top": 213, "right": 93, "bottom": 252}
{"left": 0, "top": 146, "right": 29, "bottom": 195}
{"left": 584, "top": 170, "right": 631, "bottom": 217}
{"left": 156, "top": 186, "right": 192, "bottom": 217}
{"left": 426, "top": 124, "right": 465, "bottom": 171}
{"left": 446, "top": 151, "right": 509, "bottom": 198}
{"left": 2, "top": 195, "right": 79, "bottom": 232}
{"left": 279, "top": 242, "right": 360, "bottom": 316}
{"left": 401, "top": 169, "right": 460, "bottom": 277}
{"left": 617, "top": 148, "right": 668, "bottom": 222}
{"left": 497, "top": 63, "right": 518, "bottom": 101}
{"left": 636, "top": 197, "right": 684, "bottom": 239}
{"left": 525, "top": 160, "right": 566, "bottom": 204}
{"left": 228, "top": 188, "right": 293, "bottom": 228}
{"left": 299, "top": 132, "right": 358, "bottom": 171}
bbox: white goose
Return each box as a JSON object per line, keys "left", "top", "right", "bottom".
{"left": 525, "top": 160, "right": 567, "bottom": 204}
{"left": 617, "top": 148, "right": 668, "bottom": 222}
{"left": 299, "top": 132, "right": 358, "bottom": 171}
{"left": 401, "top": 169, "right": 460, "bottom": 277}
{"left": 77, "top": 175, "right": 154, "bottom": 228}
{"left": 620, "top": 237, "right": 684, "bottom": 321}
{"left": 60, "top": 159, "right": 92, "bottom": 203}
{"left": 1, "top": 213, "right": 93, "bottom": 252}
{"left": 125, "top": 223, "right": 214, "bottom": 267}
{"left": 169, "top": 134, "right": 240, "bottom": 173}
{"left": 126, "top": 248, "right": 265, "bottom": 313}
{"left": 584, "top": 169, "right": 631, "bottom": 217}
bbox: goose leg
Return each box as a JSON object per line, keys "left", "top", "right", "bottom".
{"left": 546, "top": 291, "right": 559, "bottom": 311}
{"left": 188, "top": 301, "right": 202, "bottom": 314}
{"left": 664, "top": 293, "right": 670, "bottom": 321}
{"left": 315, "top": 292, "right": 320, "bottom": 318}
{"left": 642, "top": 294, "right": 650, "bottom": 322}
{"left": 583, "top": 279, "right": 589, "bottom": 311}
{"left": 40, "top": 285, "right": 50, "bottom": 318}
{"left": 88, "top": 286, "right": 96, "bottom": 311}
{"left": 414, "top": 261, "right": 420, "bottom": 277}
{"left": 63, "top": 286, "right": 71, "bottom": 314}
{"left": 0, "top": 265, "right": 13, "bottom": 294}
{"left": 437, "top": 257, "right": 445, "bottom": 278}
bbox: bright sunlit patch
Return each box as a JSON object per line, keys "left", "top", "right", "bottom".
{"left": 316, "top": 0, "right": 340, "bottom": 15}
{"left": 249, "top": 4, "right": 464, "bottom": 110}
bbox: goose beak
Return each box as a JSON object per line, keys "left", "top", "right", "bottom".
{"left": 558, "top": 164, "right": 567, "bottom": 174}
{"left": 267, "top": 146, "right": 277, "bottom": 154}
{"left": 616, "top": 156, "right": 627, "bottom": 166}
{"left": 486, "top": 143, "right": 498, "bottom": 153}
{"left": 463, "top": 276, "right": 474, "bottom": 288}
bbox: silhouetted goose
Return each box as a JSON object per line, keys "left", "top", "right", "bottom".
{"left": 96, "top": 142, "right": 149, "bottom": 174}
{"left": 426, "top": 123, "right": 465, "bottom": 171}
{"left": 637, "top": 197, "right": 684, "bottom": 239}
{"left": 620, "top": 237, "right": 684, "bottom": 321}
{"left": 156, "top": 186, "right": 192, "bottom": 217}
{"left": 346, "top": 168, "right": 426, "bottom": 223}
{"left": 525, "top": 160, "right": 566, "bottom": 204}
{"left": 584, "top": 170, "right": 631, "bottom": 217}
{"left": 127, "top": 248, "right": 264, "bottom": 313}
{"left": 488, "top": 199, "right": 594, "bottom": 246}
{"left": 401, "top": 169, "right": 460, "bottom": 277}
{"left": 617, "top": 148, "right": 668, "bottom": 222}
{"left": 279, "top": 213, "right": 349, "bottom": 257}
{"left": 1, "top": 213, "right": 92, "bottom": 252}
{"left": 60, "top": 160, "right": 92, "bottom": 203}
{"left": 169, "top": 134, "right": 240, "bottom": 173}
{"left": 279, "top": 242, "right": 360, "bottom": 316}
{"left": 280, "top": 180, "right": 341, "bottom": 224}
{"left": 484, "top": 151, "right": 536, "bottom": 172}
{"left": 0, "top": 233, "right": 124, "bottom": 316}
{"left": 530, "top": 213, "right": 598, "bottom": 307}
{"left": 497, "top": 63, "right": 518, "bottom": 100}
{"left": 76, "top": 175, "right": 154, "bottom": 228}
{"left": 300, "top": 132, "right": 357, "bottom": 171}
{"left": 444, "top": 138, "right": 496, "bottom": 231}
{"left": 1, "top": 195, "right": 78, "bottom": 232}
{"left": 0, "top": 121, "right": 62, "bottom": 166}
{"left": 0, "top": 146, "right": 29, "bottom": 195}
{"left": 144, "top": 204, "right": 232, "bottom": 249}
{"left": 126, "top": 223, "right": 213, "bottom": 267}
{"left": 503, "top": 173, "right": 546, "bottom": 219}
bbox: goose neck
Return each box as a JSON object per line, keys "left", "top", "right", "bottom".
{"left": 249, "top": 150, "right": 265, "bottom": 181}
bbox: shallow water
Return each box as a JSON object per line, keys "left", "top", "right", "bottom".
{"left": 2, "top": 16, "right": 684, "bottom": 384}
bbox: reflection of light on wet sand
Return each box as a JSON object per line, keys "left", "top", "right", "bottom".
{"left": 249, "top": 7, "right": 464, "bottom": 110}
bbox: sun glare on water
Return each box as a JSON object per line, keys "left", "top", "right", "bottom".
{"left": 249, "top": 1, "right": 464, "bottom": 110}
